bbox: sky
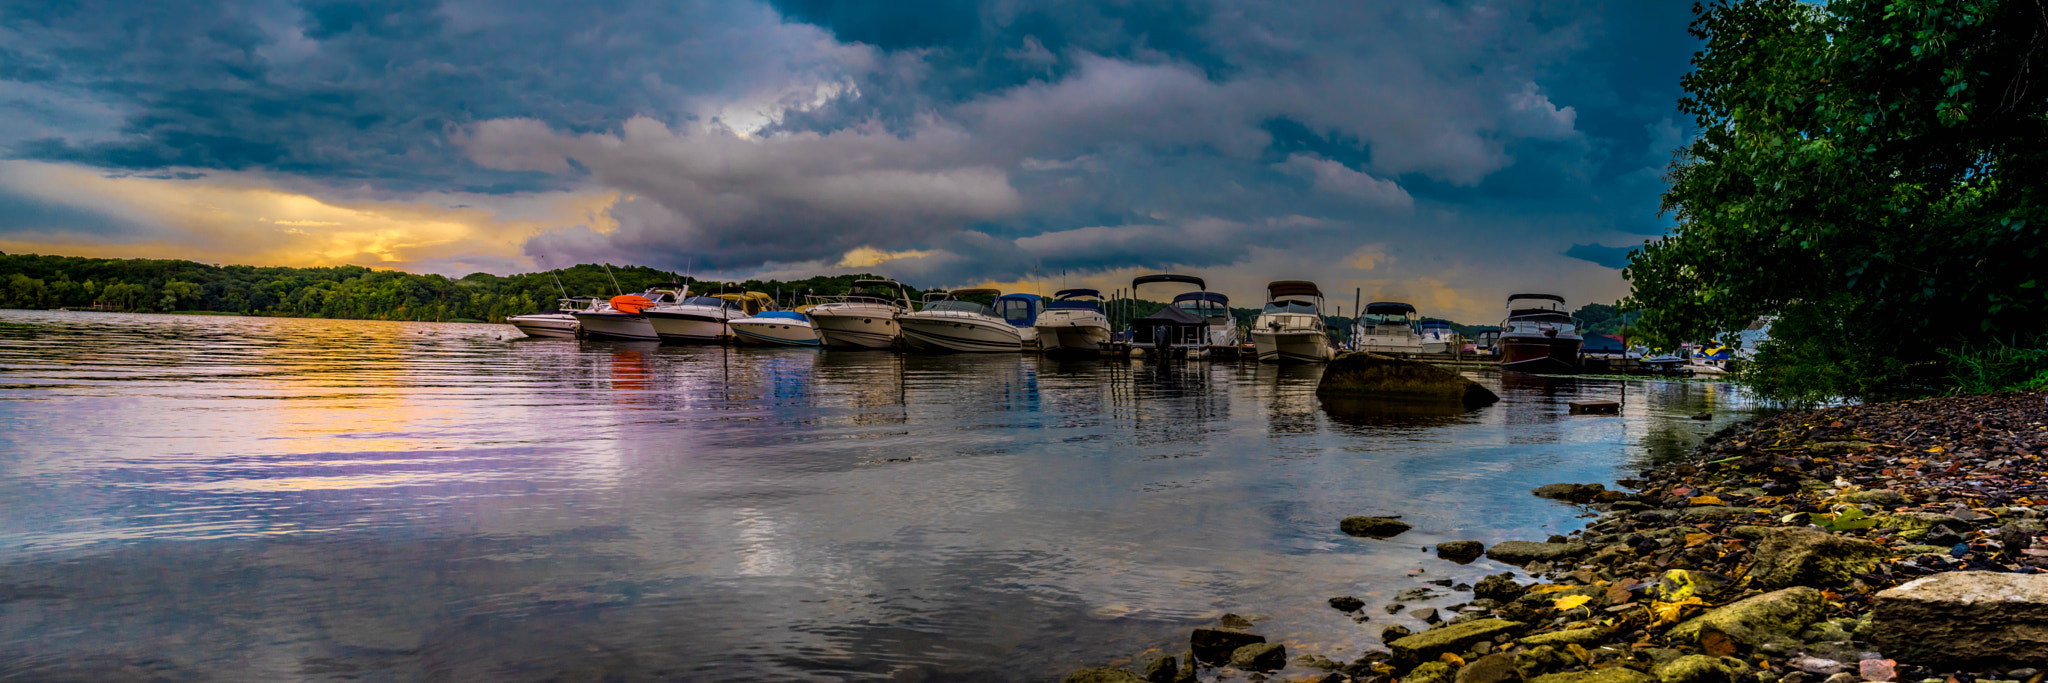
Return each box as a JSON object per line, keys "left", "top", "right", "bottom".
{"left": 0, "top": 0, "right": 1699, "bottom": 323}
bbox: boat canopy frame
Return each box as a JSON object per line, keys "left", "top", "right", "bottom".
{"left": 1266, "top": 281, "right": 1324, "bottom": 300}
{"left": 1131, "top": 274, "right": 1206, "bottom": 290}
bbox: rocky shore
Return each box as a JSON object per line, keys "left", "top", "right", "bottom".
{"left": 1065, "top": 392, "right": 2048, "bottom": 683}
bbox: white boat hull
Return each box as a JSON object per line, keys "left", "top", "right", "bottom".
{"left": 900, "top": 314, "right": 1023, "bottom": 353}
{"left": 1252, "top": 330, "right": 1332, "bottom": 364}
{"left": 729, "top": 319, "right": 822, "bottom": 347}
{"left": 1036, "top": 323, "right": 1111, "bottom": 356}
{"left": 808, "top": 307, "right": 901, "bottom": 349}
{"left": 644, "top": 307, "right": 729, "bottom": 344}
{"left": 573, "top": 311, "right": 659, "bottom": 341}
{"left": 508, "top": 314, "right": 579, "bottom": 339}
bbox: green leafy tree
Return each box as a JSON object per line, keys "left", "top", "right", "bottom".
{"left": 1629, "top": 0, "right": 2048, "bottom": 401}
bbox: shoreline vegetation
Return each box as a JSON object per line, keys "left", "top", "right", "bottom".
{"left": 1065, "top": 391, "right": 2048, "bottom": 683}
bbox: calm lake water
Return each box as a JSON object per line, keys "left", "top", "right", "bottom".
{"left": 0, "top": 311, "right": 1753, "bottom": 681}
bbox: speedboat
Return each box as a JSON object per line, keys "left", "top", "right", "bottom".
{"left": 1034, "top": 289, "right": 1111, "bottom": 357}
{"left": 1170, "top": 290, "right": 1241, "bottom": 355}
{"left": 1352, "top": 302, "right": 1424, "bottom": 355}
{"left": 508, "top": 297, "right": 600, "bottom": 338}
{"left": 995, "top": 293, "right": 1043, "bottom": 349}
{"left": 1496, "top": 293, "right": 1582, "bottom": 373}
{"left": 729, "top": 310, "right": 822, "bottom": 347}
{"left": 1128, "top": 274, "right": 1213, "bottom": 359}
{"left": 1418, "top": 320, "right": 1457, "bottom": 354}
{"left": 572, "top": 284, "right": 684, "bottom": 342}
{"left": 807, "top": 279, "right": 912, "bottom": 349}
{"left": 643, "top": 284, "right": 772, "bottom": 344}
{"left": 1251, "top": 281, "right": 1334, "bottom": 363}
{"left": 899, "top": 289, "right": 1024, "bottom": 353}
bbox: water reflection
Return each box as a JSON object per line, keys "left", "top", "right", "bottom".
{"left": 0, "top": 311, "right": 1755, "bottom": 681}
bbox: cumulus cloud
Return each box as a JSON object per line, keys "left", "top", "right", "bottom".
{"left": 1273, "top": 154, "right": 1413, "bottom": 210}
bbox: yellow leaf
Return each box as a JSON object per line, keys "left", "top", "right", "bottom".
{"left": 1567, "top": 643, "right": 1593, "bottom": 665}
{"left": 1554, "top": 594, "right": 1593, "bottom": 611}
{"left": 1689, "top": 496, "right": 1726, "bottom": 506}
{"left": 1684, "top": 533, "right": 1713, "bottom": 548}
{"left": 1528, "top": 584, "right": 1576, "bottom": 594}
{"left": 1649, "top": 597, "right": 1704, "bottom": 625}
{"left": 1926, "top": 445, "right": 1946, "bottom": 453}
{"left": 1441, "top": 653, "right": 1467, "bottom": 667}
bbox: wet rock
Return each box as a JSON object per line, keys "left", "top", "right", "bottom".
{"left": 1533, "top": 483, "right": 1609, "bottom": 503}
{"left": 1875, "top": 512, "right": 1974, "bottom": 541}
{"left": 1330, "top": 596, "right": 1366, "bottom": 612}
{"left": 1408, "top": 661, "right": 1460, "bottom": 683}
{"left": 1529, "top": 668, "right": 1657, "bottom": 683}
{"left": 1219, "top": 613, "right": 1255, "bottom": 629}
{"left": 1455, "top": 653, "right": 1522, "bottom": 683}
{"left": 1143, "top": 655, "right": 1177, "bottom": 683}
{"left": 1063, "top": 667, "right": 1148, "bottom": 683}
{"left": 1669, "top": 587, "right": 1826, "bottom": 651}
{"left": 1858, "top": 659, "right": 1896, "bottom": 683}
{"left": 1474, "top": 573, "right": 1527, "bottom": 603}
{"left": 1318, "top": 352, "right": 1501, "bottom": 408}
{"left": 1516, "top": 628, "right": 1606, "bottom": 648}
{"left": 1819, "top": 673, "right": 1857, "bottom": 683}
{"left": 1871, "top": 571, "right": 2048, "bottom": 666}
{"left": 1190, "top": 628, "right": 1266, "bottom": 664}
{"left": 1839, "top": 489, "right": 1907, "bottom": 506}
{"left": 1382, "top": 624, "right": 1414, "bottom": 642}
{"left": 1296, "top": 654, "right": 1343, "bottom": 670}
{"left": 1341, "top": 516, "right": 1414, "bottom": 539}
{"left": 1438, "top": 541, "right": 1486, "bottom": 564}
{"left": 1413, "top": 607, "right": 1441, "bottom": 623}
{"left": 1389, "top": 618, "right": 1525, "bottom": 663}
{"left": 1513, "top": 645, "right": 1575, "bottom": 679}
{"left": 1230, "top": 642, "right": 1287, "bottom": 671}
{"left": 1749, "top": 528, "right": 1887, "bottom": 588}
{"left": 1397, "top": 587, "right": 1442, "bottom": 601}
{"left": 1655, "top": 655, "right": 1751, "bottom": 683}
{"left": 1485, "top": 541, "right": 1590, "bottom": 566}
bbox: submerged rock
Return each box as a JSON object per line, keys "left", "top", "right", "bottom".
{"left": 1316, "top": 352, "right": 1501, "bottom": 408}
{"left": 1341, "top": 516, "right": 1414, "bottom": 539}
{"left": 1329, "top": 596, "right": 1366, "bottom": 612}
{"left": 1871, "top": 571, "right": 2048, "bottom": 666}
{"left": 1668, "top": 587, "right": 1826, "bottom": 650}
{"left": 1190, "top": 628, "right": 1265, "bottom": 664}
{"left": 1532, "top": 483, "right": 1608, "bottom": 503}
{"left": 1485, "top": 540, "right": 1589, "bottom": 566}
{"left": 1229, "top": 642, "right": 1287, "bottom": 671}
{"left": 1749, "top": 528, "right": 1887, "bottom": 589}
{"left": 1437, "top": 541, "right": 1486, "bottom": 564}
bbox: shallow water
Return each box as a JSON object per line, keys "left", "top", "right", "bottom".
{"left": 0, "top": 311, "right": 1753, "bottom": 681}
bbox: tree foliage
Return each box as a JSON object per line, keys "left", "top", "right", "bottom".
{"left": 1630, "top": 0, "right": 2048, "bottom": 400}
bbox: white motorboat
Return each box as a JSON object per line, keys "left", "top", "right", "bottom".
{"left": 729, "top": 310, "right": 822, "bottom": 347}
{"left": 1418, "top": 320, "right": 1457, "bottom": 354}
{"left": 1353, "top": 301, "right": 1424, "bottom": 355}
{"left": 1169, "top": 290, "right": 1241, "bottom": 357}
{"left": 807, "top": 279, "right": 912, "bottom": 349}
{"left": 572, "top": 285, "right": 684, "bottom": 342}
{"left": 643, "top": 285, "right": 773, "bottom": 344}
{"left": 995, "top": 293, "right": 1043, "bottom": 349}
{"left": 508, "top": 297, "right": 600, "bottom": 338}
{"left": 1251, "top": 280, "right": 1334, "bottom": 364}
{"left": 1034, "top": 289, "right": 1111, "bottom": 357}
{"left": 898, "top": 289, "right": 1024, "bottom": 353}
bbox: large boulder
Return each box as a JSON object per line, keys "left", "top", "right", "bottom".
{"left": 1189, "top": 628, "right": 1265, "bottom": 664}
{"left": 1668, "top": 587, "right": 1826, "bottom": 651}
{"left": 1749, "top": 528, "right": 1887, "bottom": 588}
{"left": 1064, "top": 667, "right": 1148, "bottom": 683}
{"left": 1341, "top": 516, "right": 1414, "bottom": 539}
{"left": 1389, "top": 618, "right": 1526, "bottom": 663}
{"left": 1485, "top": 541, "right": 1590, "bottom": 566}
{"left": 1229, "top": 642, "right": 1288, "bottom": 671}
{"left": 1871, "top": 571, "right": 2048, "bottom": 666}
{"left": 1317, "top": 352, "right": 1501, "bottom": 408}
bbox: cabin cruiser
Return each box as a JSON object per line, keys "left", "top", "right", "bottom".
{"left": 572, "top": 285, "right": 685, "bottom": 342}
{"left": 508, "top": 297, "right": 600, "bottom": 338}
{"left": 1034, "top": 289, "right": 1111, "bottom": 357}
{"left": 1418, "top": 320, "right": 1457, "bottom": 354}
{"left": 994, "top": 293, "right": 1043, "bottom": 349}
{"left": 729, "top": 310, "right": 822, "bottom": 347}
{"left": 807, "top": 279, "right": 912, "bottom": 349}
{"left": 1128, "top": 274, "right": 1214, "bottom": 359}
{"left": 1251, "top": 280, "right": 1334, "bottom": 363}
{"left": 898, "top": 289, "right": 1024, "bottom": 353}
{"left": 1171, "top": 290, "right": 1241, "bottom": 355}
{"left": 643, "top": 284, "right": 773, "bottom": 344}
{"left": 1496, "top": 293, "right": 1582, "bottom": 373}
{"left": 1352, "top": 302, "right": 1424, "bottom": 355}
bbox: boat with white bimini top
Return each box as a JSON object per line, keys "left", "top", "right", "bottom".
{"left": 1496, "top": 293, "right": 1582, "bottom": 373}
{"left": 1352, "top": 301, "right": 1424, "bottom": 355}
{"left": 643, "top": 284, "right": 773, "bottom": 344}
{"left": 898, "top": 289, "right": 1024, "bottom": 353}
{"left": 508, "top": 297, "right": 601, "bottom": 338}
{"left": 1251, "top": 280, "right": 1334, "bottom": 364}
{"left": 806, "top": 279, "right": 912, "bottom": 349}
{"left": 1034, "top": 289, "right": 1111, "bottom": 357}
{"left": 572, "top": 285, "right": 685, "bottom": 342}
{"left": 728, "top": 310, "right": 822, "bottom": 347}
{"left": 1128, "top": 274, "right": 1213, "bottom": 359}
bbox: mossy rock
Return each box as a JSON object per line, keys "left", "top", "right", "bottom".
{"left": 1228, "top": 642, "right": 1287, "bottom": 671}
{"left": 1749, "top": 528, "right": 1887, "bottom": 588}
{"left": 1390, "top": 618, "right": 1526, "bottom": 663}
{"left": 1529, "top": 668, "right": 1657, "bottom": 683}
{"left": 1408, "top": 661, "right": 1461, "bottom": 683}
{"left": 1517, "top": 627, "right": 1607, "bottom": 648}
{"left": 1063, "top": 667, "right": 1148, "bottom": 683}
{"left": 1341, "top": 516, "right": 1414, "bottom": 539}
{"left": 1317, "top": 352, "right": 1500, "bottom": 408}
{"left": 1668, "top": 587, "right": 1825, "bottom": 651}
{"left": 1654, "top": 654, "right": 1751, "bottom": 683}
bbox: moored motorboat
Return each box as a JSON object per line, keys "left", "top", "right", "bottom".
{"left": 1352, "top": 302, "right": 1423, "bottom": 355}
{"left": 1251, "top": 281, "right": 1334, "bottom": 364}
{"left": 643, "top": 284, "right": 773, "bottom": 344}
{"left": 898, "top": 289, "right": 1024, "bottom": 353}
{"left": 1496, "top": 293, "right": 1582, "bottom": 373}
{"left": 1418, "top": 320, "right": 1457, "bottom": 354}
{"left": 994, "top": 293, "right": 1043, "bottom": 350}
{"left": 1034, "top": 289, "right": 1111, "bottom": 357}
{"left": 508, "top": 297, "right": 601, "bottom": 338}
{"left": 807, "top": 279, "right": 912, "bottom": 349}
{"left": 573, "top": 285, "right": 684, "bottom": 342}
{"left": 728, "top": 310, "right": 823, "bottom": 347}
{"left": 1171, "top": 290, "right": 1242, "bottom": 356}
{"left": 1128, "top": 274, "right": 1212, "bottom": 359}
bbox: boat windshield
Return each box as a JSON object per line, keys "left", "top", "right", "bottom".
{"left": 1046, "top": 299, "right": 1100, "bottom": 311}
{"left": 1175, "top": 300, "right": 1227, "bottom": 316}
{"left": 1359, "top": 313, "right": 1411, "bottom": 326}
{"left": 923, "top": 300, "right": 994, "bottom": 316}
{"left": 1262, "top": 301, "right": 1318, "bottom": 315}
{"left": 681, "top": 296, "right": 732, "bottom": 307}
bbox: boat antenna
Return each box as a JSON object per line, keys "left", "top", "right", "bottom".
{"left": 1355, "top": 288, "right": 1362, "bottom": 325}
{"left": 603, "top": 263, "right": 622, "bottom": 295}
{"left": 551, "top": 271, "right": 569, "bottom": 301}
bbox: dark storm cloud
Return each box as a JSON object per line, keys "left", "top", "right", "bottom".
{"left": 1564, "top": 243, "right": 1638, "bottom": 270}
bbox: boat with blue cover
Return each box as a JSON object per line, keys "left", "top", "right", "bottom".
{"left": 728, "top": 310, "right": 822, "bottom": 347}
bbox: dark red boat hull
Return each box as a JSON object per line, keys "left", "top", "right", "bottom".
{"left": 1498, "top": 335, "right": 1581, "bottom": 373}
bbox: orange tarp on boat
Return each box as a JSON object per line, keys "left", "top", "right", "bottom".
{"left": 609, "top": 294, "right": 655, "bottom": 314}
